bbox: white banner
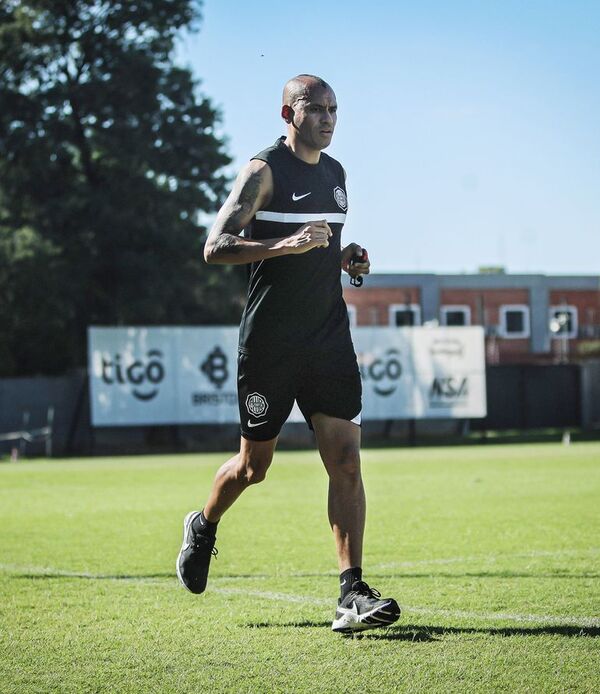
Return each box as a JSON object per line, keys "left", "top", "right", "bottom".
{"left": 89, "top": 326, "right": 486, "bottom": 426}
{"left": 354, "top": 327, "right": 487, "bottom": 419}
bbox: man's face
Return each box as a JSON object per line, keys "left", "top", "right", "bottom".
{"left": 292, "top": 86, "right": 337, "bottom": 150}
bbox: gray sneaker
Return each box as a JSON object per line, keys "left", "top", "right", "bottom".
{"left": 332, "top": 581, "right": 400, "bottom": 633}
{"left": 176, "top": 511, "right": 218, "bottom": 594}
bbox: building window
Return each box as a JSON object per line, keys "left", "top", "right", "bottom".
{"left": 440, "top": 305, "right": 471, "bottom": 327}
{"left": 499, "top": 304, "right": 530, "bottom": 339}
{"left": 549, "top": 306, "right": 578, "bottom": 339}
{"left": 389, "top": 304, "right": 421, "bottom": 327}
{"left": 347, "top": 304, "right": 357, "bottom": 327}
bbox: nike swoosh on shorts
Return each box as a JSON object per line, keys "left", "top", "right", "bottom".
{"left": 292, "top": 192, "right": 311, "bottom": 201}
{"left": 247, "top": 420, "right": 268, "bottom": 428}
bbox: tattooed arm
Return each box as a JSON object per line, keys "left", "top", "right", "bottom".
{"left": 204, "top": 159, "right": 332, "bottom": 265}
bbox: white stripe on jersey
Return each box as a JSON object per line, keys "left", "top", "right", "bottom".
{"left": 255, "top": 211, "right": 347, "bottom": 224}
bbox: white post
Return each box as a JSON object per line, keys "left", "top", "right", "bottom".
{"left": 19, "top": 411, "right": 30, "bottom": 458}
{"left": 46, "top": 406, "right": 55, "bottom": 458}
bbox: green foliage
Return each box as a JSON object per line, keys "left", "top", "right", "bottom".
{"left": 0, "top": 443, "right": 599, "bottom": 692}
{"left": 0, "top": 0, "right": 243, "bottom": 376}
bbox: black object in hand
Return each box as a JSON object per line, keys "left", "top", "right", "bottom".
{"left": 349, "top": 248, "right": 368, "bottom": 287}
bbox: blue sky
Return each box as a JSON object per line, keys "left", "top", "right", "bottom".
{"left": 177, "top": 1, "right": 600, "bottom": 275}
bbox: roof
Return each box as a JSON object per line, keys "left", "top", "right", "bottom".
{"left": 362, "top": 273, "right": 600, "bottom": 290}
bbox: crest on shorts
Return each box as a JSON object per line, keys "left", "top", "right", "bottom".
{"left": 333, "top": 186, "right": 347, "bottom": 211}
{"left": 246, "top": 392, "right": 268, "bottom": 417}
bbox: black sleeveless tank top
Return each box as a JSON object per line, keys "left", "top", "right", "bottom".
{"left": 238, "top": 136, "right": 352, "bottom": 355}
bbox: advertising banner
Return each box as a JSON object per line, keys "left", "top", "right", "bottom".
{"left": 353, "top": 328, "right": 415, "bottom": 420}
{"left": 89, "top": 326, "right": 486, "bottom": 426}
{"left": 89, "top": 327, "right": 179, "bottom": 426}
{"left": 410, "top": 328, "right": 487, "bottom": 418}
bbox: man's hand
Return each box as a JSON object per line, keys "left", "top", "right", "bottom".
{"left": 342, "top": 243, "right": 370, "bottom": 278}
{"left": 284, "top": 220, "right": 333, "bottom": 254}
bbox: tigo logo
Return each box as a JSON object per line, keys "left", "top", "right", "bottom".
{"left": 360, "top": 348, "right": 402, "bottom": 397}
{"left": 101, "top": 350, "right": 164, "bottom": 401}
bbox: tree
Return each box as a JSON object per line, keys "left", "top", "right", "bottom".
{"left": 0, "top": 0, "right": 244, "bottom": 376}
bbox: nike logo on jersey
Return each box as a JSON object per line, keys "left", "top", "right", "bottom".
{"left": 292, "top": 192, "right": 311, "bottom": 201}
{"left": 247, "top": 420, "right": 268, "bottom": 428}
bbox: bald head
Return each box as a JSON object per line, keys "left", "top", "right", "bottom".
{"left": 282, "top": 74, "right": 333, "bottom": 108}
{"left": 280, "top": 74, "right": 337, "bottom": 157}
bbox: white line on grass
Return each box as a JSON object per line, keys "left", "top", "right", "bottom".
{"left": 3, "top": 548, "right": 596, "bottom": 579}
{"left": 3, "top": 562, "right": 597, "bottom": 628}
{"left": 0, "top": 563, "right": 169, "bottom": 584}
{"left": 287, "top": 548, "right": 600, "bottom": 574}
{"left": 370, "top": 548, "right": 600, "bottom": 571}
{"left": 212, "top": 587, "right": 600, "bottom": 628}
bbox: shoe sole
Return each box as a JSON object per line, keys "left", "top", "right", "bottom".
{"left": 176, "top": 511, "right": 201, "bottom": 593}
{"left": 332, "top": 601, "right": 401, "bottom": 633}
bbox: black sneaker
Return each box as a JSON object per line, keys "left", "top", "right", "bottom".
{"left": 176, "top": 511, "right": 218, "bottom": 594}
{"left": 332, "top": 580, "right": 401, "bottom": 633}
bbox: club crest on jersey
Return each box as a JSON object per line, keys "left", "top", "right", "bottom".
{"left": 246, "top": 392, "right": 268, "bottom": 417}
{"left": 333, "top": 186, "right": 347, "bottom": 211}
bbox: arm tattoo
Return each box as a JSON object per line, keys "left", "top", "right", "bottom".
{"left": 209, "top": 167, "right": 267, "bottom": 258}
{"left": 238, "top": 169, "right": 263, "bottom": 209}
{"left": 221, "top": 169, "right": 264, "bottom": 235}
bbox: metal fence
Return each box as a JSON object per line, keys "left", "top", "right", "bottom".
{"left": 476, "top": 364, "right": 581, "bottom": 430}
{"left": 1, "top": 362, "right": 599, "bottom": 456}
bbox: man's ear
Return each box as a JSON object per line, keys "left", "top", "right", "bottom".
{"left": 281, "top": 105, "right": 294, "bottom": 123}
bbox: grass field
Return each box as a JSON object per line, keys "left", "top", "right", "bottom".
{"left": 1, "top": 442, "right": 599, "bottom": 693}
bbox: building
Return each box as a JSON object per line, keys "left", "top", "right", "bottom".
{"left": 343, "top": 271, "right": 600, "bottom": 364}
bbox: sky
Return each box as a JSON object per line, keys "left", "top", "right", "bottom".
{"left": 177, "top": 0, "right": 600, "bottom": 275}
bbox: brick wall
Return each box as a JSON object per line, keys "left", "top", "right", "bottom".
{"left": 440, "top": 288, "right": 530, "bottom": 326}
{"left": 343, "top": 286, "right": 420, "bottom": 326}
{"left": 548, "top": 290, "right": 600, "bottom": 331}
{"left": 342, "top": 277, "right": 600, "bottom": 364}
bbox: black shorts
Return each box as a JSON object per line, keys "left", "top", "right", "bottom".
{"left": 238, "top": 346, "right": 362, "bottom": 441}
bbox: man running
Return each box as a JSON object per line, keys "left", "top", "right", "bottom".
{"left": 177, "top": 74, "right": 400, "bottom": 633}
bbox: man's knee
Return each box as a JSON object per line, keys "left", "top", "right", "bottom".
{"left": 324, "top": 442, "right": 362, "bottom": 480}
{"left": 239, "top": 463, "right": 269, "bottom": 485}
{"left": 235, "top": 449, "right": 273, "bottom": 486}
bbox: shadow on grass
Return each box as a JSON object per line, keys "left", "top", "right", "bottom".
{"left": 13, "top": 572, "right": 271, "bottom": 581}
{"left": 290, "top": 571, "right": 600, "bottom": 580}
{"left": 13, "top": 572, "right": 173, "bottom": 580}
{"left": 377, "top": 572, "right": 600, "bottom": 580}
{"left": 244, "top": 622, "right": 600, "bottom": 640}
{"left": 245, "top": 621, "right": 440, "bottom": 640}
{"left": 357, "top": 624, "right": 600, "bottom": 640}
{"left": 12, "top": 570, "right": 599, "bottom": 581}
{"left": 247, "top": 620, "right": 331, "bottom": 629}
